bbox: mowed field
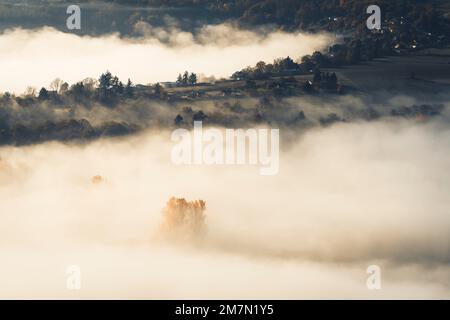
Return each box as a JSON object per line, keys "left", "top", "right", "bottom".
{"left": 325, "top": 54, "right": 450, "bottom": 95}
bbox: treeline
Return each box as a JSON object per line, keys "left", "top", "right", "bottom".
{"left": 0, "top": 70, "right": 149, "bottom": 145}
{"left": 0, "top": 119, "right": 137, "bottom": 146}
{"left": 111, "top": 0, "right": 450, "bottom": 54}
{"left": 22, "top": 71, "right": 136, "bottom": 106}
{"left": 110, "top": 0, "right": 449, "bottom": 32}
{"left": 227, "top": 0, "right": 448, "bottom": 33}
{"left": 176, "top": 71, "right": 198, "bottom": 86}
{"left": 230, "top": 49, "right": 355, "bottom": 82}
{"left": 2, "top": 71, "right": 170, "bottom": 109}
{"left": 231, "top": 56, "right": 301, "bottom": 81}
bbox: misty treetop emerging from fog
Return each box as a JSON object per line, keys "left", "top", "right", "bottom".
{"left": 160, "top": 197, "right": 207, "bottom": 242}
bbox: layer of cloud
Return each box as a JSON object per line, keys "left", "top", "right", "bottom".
{"left": 0, "top": 120, "right": 449, "bottom": 299}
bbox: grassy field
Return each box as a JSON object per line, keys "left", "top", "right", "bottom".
{"left": 323, "top": 55, "right": 450, "bottom": 96}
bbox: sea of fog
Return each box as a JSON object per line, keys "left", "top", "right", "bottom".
{"left": 0, "top": 24, "right": 333, "bottom": 94}
{"left": 0, "top": 120, "right": 449, "bottom": 299}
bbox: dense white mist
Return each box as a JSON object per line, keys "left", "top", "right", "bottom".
{"left": 0, "top": 25, "right": 333, "bottom": 93}
{"left": 0, "top": 120, "right": 449, "bottom": 299}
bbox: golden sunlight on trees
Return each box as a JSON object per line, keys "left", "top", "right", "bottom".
{"left": 160, "top": 197, "right": 207, "bottom": 242}
{"left": 91, "top": 175, "right": 105, "bottom": 185}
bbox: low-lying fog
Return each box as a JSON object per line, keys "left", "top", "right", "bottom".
{"left": 0, "top": 24, "right": 333, "bottom": 93}
{"left": 0, "top": 119, "right": 449, "bottom": 299}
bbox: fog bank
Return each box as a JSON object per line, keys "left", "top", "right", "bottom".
{"left": 0, "top": 120, "right": 449, "bottom": 299}
{"left": 0, "top": 25, "right": 333, "bottom": 93}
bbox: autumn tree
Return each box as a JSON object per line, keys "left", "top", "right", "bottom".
{"left": 49, "top": 78, "right": 64, "bottom": 94}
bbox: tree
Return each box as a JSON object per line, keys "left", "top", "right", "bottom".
{"left": 125, "top": 78, "right": 134, "bottom": 97}
{"left": 281, "top": 56, "right": 298, "bottom": 70}
{"left": 300, "top": 55, "right": 314, "bottom": 71}
{"left": 192, "top": 110, "right": 207, "bottom": 123}
{"left": 24, "top": 86, "right": 37, "bottom": 98}
{"left": 61, "top": 82, "right": 69, "bottom": 94}
{"left": 255, "top": 61, "right": 267, "bottom": 72}
{"left": 254, "top": 61, "right": 268, "bottom": 79}
{"left": 182, "top": 71, "right": 189, "bottom": 85}
{"left": 82, "top": 78, "right": 98, "bottom": 92}
{"left": 161, "top": 197, "right": 206, "bottom": 240}
{"left": 313, "top": 69, "right": 322, "bottom": 84}
{"left": 112, "top": 77, "right": 124, "bottom": 95}
{"left": 49, "top": 78, "right": 64, "bottom": 93}
{"left": 70, "top": 82, "right": 85, "bottom": 99}
{"left": 188, "top": 73, "right": 197, "bottom": 85}
{"left": 99, "top": 71, "right": 113, "bottom": 93}
{"left": 174, "top": 114, "right": 184, "bottom": 126}
{"left": 231, "top": 71, "right": 246, "bottom": 81}
{"left": 312, "top": 51, "right": 326, "bottom": 67}
{"left": 1, "top": 92, "right": 12, "bottom": 103}
{"left": 38, "top": 87, "right": 49, "bottom": 100}
{"left": 176, "top": 73, "right": 183, "bottom": 85}
{"left": 97, "top": 71, "right": 126, "bottom": 104}
{"left": 154, "top": 83, "right": 163, "bottom": 97}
